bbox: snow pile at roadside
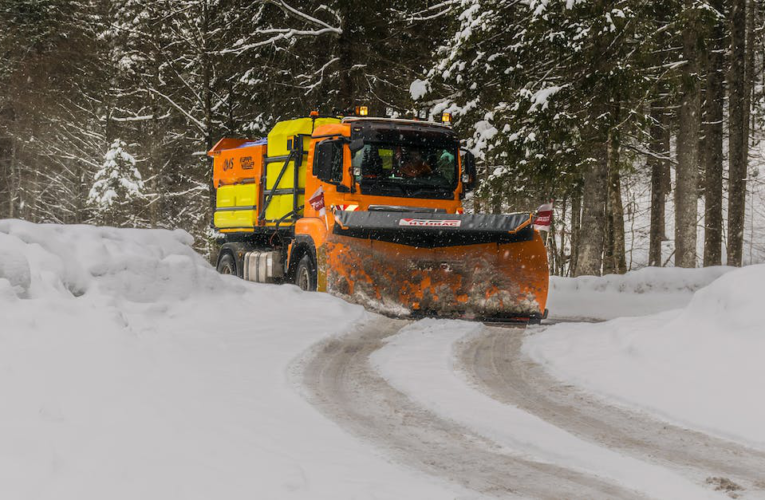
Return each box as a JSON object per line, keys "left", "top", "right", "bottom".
{"left": 372, "top": 320, "right": 721, "bottom": 500}
{"left": 527, "top": 264, "right": 765, "bottom": 449}
{"left": 0, "top": 220, "right": 227, "bottom": 301}
{"left": 548, "top": 266, "right": 734, "bottom": 320}
{"left": 0, "top": 220, "right": 471, "bottom": 500}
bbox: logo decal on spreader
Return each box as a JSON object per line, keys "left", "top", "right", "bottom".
{"left": 398, "top": 218, "right": 462, "bottom": 227}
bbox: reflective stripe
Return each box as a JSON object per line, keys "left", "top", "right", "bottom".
{"left": 335, "top": 204, "right": 359, "bottom": 212}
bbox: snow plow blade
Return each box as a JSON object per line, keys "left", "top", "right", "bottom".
{"left": 320, "top": 211, "right": 549, "bottom": 322}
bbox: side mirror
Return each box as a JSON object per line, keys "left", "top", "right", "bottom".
{"left": 313, "top": 140, "right": 344, "bottom": 184}
{"left": 461, "top": 150, "right": 477, "bottom": 192}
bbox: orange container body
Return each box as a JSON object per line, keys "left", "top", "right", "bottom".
{"left": 209, "top": 138, "right": 267, "bottom": 189}
{"left": 208, "top": 138, "right": 268, "bottom": 230}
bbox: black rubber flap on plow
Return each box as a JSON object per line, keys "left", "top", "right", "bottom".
{"left": 332, "top": 211, "right": 535, "bottom": 248}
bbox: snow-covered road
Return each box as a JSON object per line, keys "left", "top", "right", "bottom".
{"left": 459, "top": 324, "right": 765, "bottom": 497}
{"left": 299, "top": 315, "right": 765, "bottom": 499}
{"left": 3, "top": 221, "right": 763, "bottom": 499}
{"left": 299, "top": 316, "right": 646, "bottom": 499}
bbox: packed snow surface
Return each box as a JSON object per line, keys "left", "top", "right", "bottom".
{"left": 548, "top": 266, "right": 734, "bottom": 320}
{"left": 371, "top": 319, "right": 721, "bottom": 500}
{"left": 527, "top": 264, "right": 765, "bottom": 449}
{"left": 0, "top": 220, "right": 472, "bottom": 500}
{"left": 2, "top": 219, "right": 758, "bottom": 499}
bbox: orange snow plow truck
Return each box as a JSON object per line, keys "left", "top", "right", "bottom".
{"left": 209, "top": 111, "right": 549, "bottom": 323}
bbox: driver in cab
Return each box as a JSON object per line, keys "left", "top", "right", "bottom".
{"left": 398, "top": 149, "right": 433, "bottom": 178}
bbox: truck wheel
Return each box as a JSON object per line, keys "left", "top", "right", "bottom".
{"left": 295, "top": 254, "right": 317, "bottom": 292}
{"left": 217, "top": 253, "right": 237, "bottom": 276}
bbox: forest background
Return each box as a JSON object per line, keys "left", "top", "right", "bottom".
{"left": 1, "top": 0, "right": 762, "bottom": 276}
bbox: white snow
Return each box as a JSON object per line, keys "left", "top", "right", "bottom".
{"left": 371, "top": 319, "right": 723, "bottom": 500}
{"left": 4, "top": 219, "right": 761, "bottom": 499}
{"left": 471, "top": 119, "right": 499, "bottom": 158}
{"left": 0, "top": 239, "right": 31, "bottom": 297}
{"left": 409, "top": 78, "right": 430, "bottom": 100}
{"left": 527, "top": 264, "right": 765, "bottom": 449}
{"left": 0, "top": 220, "right": 473, "bottom": 500}
{"left": 527, "top": 85, "right": 562, "bottom": 113}
{"left": 548, "top": 266, "right": 735, "bottom": 320}
{"left": 88, "top": 139, "right": 143, "bottom": 209}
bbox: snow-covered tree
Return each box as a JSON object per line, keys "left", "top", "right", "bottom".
{"left": 88, "top": 140, "right": 144, "bottom": 226}
{"left": 419, "top": 0, "right": 726, "bottom": 275}
{"left": 3, "top": 0, "right": 763, "bottom": 269}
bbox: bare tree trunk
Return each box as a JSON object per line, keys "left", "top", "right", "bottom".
{"left": 606, "top": 129, "right": 627, "bottom": 274}
{"left": 570, "top": 190, "right": 581, "bottom": 276}
{"left": 72, "top": 153, "right": 85, "bottom": 224}
{"left": 703, "top": 4, "right": 725, "bottom": 267}
{"left": 148, "top": 99, "right": 160, "bottom": 229}
{"left": 227, "top": 80, "right": 235, "bottom": 134}
{"left": 675, "top": 0, "right": 701, "bottom": 268}
{"left": 491, "top": 191, "right": 502, "bottom": 214}
{"left": 648, "top": 103, "right": 668, "bottom": 266}
{"left": 661, "top": 110, "right": 672, "bottom": 240}
{"left": 744, "top": 0, "right": 755, "bottom": 156}
{"left": 472, "top": 164, "right": 486, "bottom": 214}
{"left": 201, "top": 0, "right": 216, "bottom": 224}
{"left": 577, "top": 136, "right": 608, "bottom": 276}
{"left": 558, "top": 195, "right": 568, "bottom": 276}
{"left": 727, "top": 0, "right": 748, "bottom": 266}
{"left": 603, "top": 203, "right": 614, "bottom": 275}
{"left": 548, "top": 220, "right": 559, "bottom": 275}
{"left": 743, "top": 0, "right": 756, "bottom": 264}
{"left": 576, "top": 0, "right": 614, "bottom": 277}
{"left": 8, "top": 137, "right": 17, "bottom": 219}
{"left": 147, "top": 8, "right": 164, "bottom": 229}
{"left": 603, "top": 127, "right": 622, "bottom": 275}
{"left": 472, "top": 195, "right": 482, "bottom": 214}
{"left": 202, "top": 1, "right": 212, "bottom": 152}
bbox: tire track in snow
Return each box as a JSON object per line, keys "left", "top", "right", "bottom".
{"left": 456, "top": 325, "right": 765, "bottom": 497}
{"left": 297, "top": 316, "right": 647, "bottom": 500}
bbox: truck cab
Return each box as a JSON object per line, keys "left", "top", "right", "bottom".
{"left": 308, "top": 117, "right": 474, "bottom": 212}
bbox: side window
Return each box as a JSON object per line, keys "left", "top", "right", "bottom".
{"left": 313, "top": 140, "right": 344, "bottom": 184}
{"left": 329, "top": 142, "right": 343, "bottom": 182}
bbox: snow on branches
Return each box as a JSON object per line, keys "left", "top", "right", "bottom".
{"left": 88, "top": 140, "right": 144, "bottom": 225}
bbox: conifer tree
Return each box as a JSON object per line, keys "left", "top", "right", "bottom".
{"left": 88, "top": 139, "right": 145, "bottom": 226}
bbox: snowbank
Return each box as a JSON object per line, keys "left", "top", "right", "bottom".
{"left": 0, "top": 220, "right": 471, "bottom": 500}
{"left": 527, "top": 264, "right": 765, "bottom": 449}
{"left": 0, "top": 220, "right": 225, "bottom": 301}
{"left": 548, "top": 266, "right": 734, "bottom": 320}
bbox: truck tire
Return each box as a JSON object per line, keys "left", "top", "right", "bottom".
{"left": 295, "top": 254, "right": 317, "bottom": 292}
{"left": 217, "top": 253, "right": 237, "bottom": 276}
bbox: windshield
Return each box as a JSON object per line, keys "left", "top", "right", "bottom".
{"left": 351, "top": 142, "right": 458, "bottom": 198}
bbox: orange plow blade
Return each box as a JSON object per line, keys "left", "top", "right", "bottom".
{"left": 319, "top": 211, "right": 549, "bottom": 322}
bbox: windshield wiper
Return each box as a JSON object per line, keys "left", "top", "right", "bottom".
{"left": 405, "top": 186, "right": 454, "bottom": 198}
